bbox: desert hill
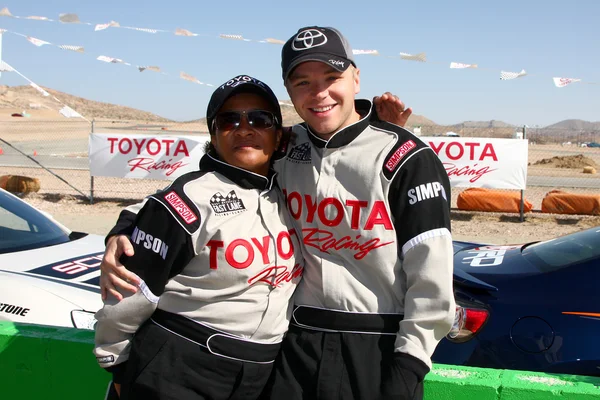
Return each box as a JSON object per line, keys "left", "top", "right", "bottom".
{"left": 452, "top": 120, "right": 515, "bottom": 129}
{"left": 0, "top": 85, "right": 172, "bottom": 122}
{"left": 544, "top": 119, "right": 600, "bottom": 131}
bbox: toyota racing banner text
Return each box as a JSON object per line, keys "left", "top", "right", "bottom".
{"left": 89, "top": 133, "right": 210, "bottom": 180}
{"left": 421, "top": 137, "right": 528, "bottom": 190}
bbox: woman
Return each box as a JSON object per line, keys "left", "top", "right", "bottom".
{"left": 94, "top": 75, "right": 304, "bottom": 400}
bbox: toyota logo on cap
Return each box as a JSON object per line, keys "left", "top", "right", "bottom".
{"left": 292, "top": 29, "right": 328, "bottom": 51}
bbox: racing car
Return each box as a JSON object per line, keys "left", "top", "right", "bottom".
{"left": 0, "top": 188, "right": 105, "bottom": 330}
{"left": 434, "top": 225, "right": 600, "bottom": 377}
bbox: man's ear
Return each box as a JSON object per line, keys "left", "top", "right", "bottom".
{"left": 354, "top": 67, "right": 361, "bottom": 95}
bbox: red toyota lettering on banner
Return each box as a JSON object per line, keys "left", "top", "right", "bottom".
{"left": 429, "top": 141, "right": 498, "bottom": 161}
{"left": 106, "top": 137, "right": 191, "bottom": 176}
{"left": 128, "top": 158, "right": 188, "bottom": 176}
{"left": 443, "top": 163, "right": 497, "bottom": 183}
{"left": 428, "top": 141, "right": 499, "bottom": 182}
{"left": 205, "top": 229, "right": 299, "bottom": 270}
{"left": 106, "top": 137, "right": 190, "bottom": 156}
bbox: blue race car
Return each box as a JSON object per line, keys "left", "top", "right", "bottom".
{"left": 433, "top": 226, "right": 600, "bottom": 377}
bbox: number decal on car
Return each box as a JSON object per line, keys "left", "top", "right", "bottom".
{"left": 27, "top": 253, "right": 104, "bottom": 280}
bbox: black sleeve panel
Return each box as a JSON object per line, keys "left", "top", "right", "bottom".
{"left": 105, "top": 209, "right": 137, "bottom": 244}
{"left": 388, "top": 148, "right": 452, "bottom": 249}
{"left": 121, "top": 199, "right": 195, "bottom": 296}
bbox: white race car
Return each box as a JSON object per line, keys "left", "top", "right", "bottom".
{"left": 0, "top": 188, "right": 105, "bottom": 330}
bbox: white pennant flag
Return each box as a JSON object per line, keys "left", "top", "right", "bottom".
{"left": 97, "top": 55, "right": 124, "bottom": 64}
{"left": 180, "top": 71, "right": 202, "bottom": 84}
{"left": 400, "top": 52, "right": 427, "bottom": 62}
{"left": 553, "top": 77, "right": 581, "bottom": 88}
{"left": 175, "top": 28, "right": 197, "bottom": 37}
{"left": 0, "top": 60, "right": 14, "bottom": 72}
{"left": 30, "top": 82, "right": 50, "bottom": 97}
{"left": 59, "top": 13, "right": 81, "bottom": 23}
{"left": 500, "top": 69, "right": 527, "bottom": 80}
{"left": 264, "top": 38, "right": 285, "bottom": 44}
{"left": 27, "top": 36, "right": 51, "bottom": 47}
{"left": 59, "top": 45, "right": 84, "bottom": 53}
{"left": 450, "top": 62, "right": 478, "bottom": 69}
{"left": 59, "top": 105, "right": 83, "bottom": 118}
{"left": 0, "top": 7, "right": 13, "bottom": 17}
{"left": 25, "top": 16, "right": 51, "bottom": 21}
{"left": 219, "top": 34, "right": 249, "bottom": 41}
{"left": 138, "top": 66, "right": 161, "bottom": 72}
{"left": 353, "top": 49, "right": 380, "bottom": 55}
{"left": 95, "top": 21, "right": 120, "bottom": 31}
{"left": 125, "top": 27, "right": 158, "bottom": 34}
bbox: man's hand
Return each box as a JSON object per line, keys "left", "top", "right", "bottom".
{"left": 373, "top": 92, "right": 413, "bottom": 128}
{"left": 100, "top": 235, "right": 140, "bottom": 301}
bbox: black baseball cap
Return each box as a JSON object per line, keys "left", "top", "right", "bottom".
{"left": 281, "top": 26, "right": 356, "bottom": 81}
{"left": 206, "top": 75, "right": 282, "bottom": 135}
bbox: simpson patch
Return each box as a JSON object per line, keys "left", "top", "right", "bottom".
{"left": 385, "top": 140, "right": 416, "bottom": 172}
{"left": 164, "top": 191, "right": 198, "bottom": 223}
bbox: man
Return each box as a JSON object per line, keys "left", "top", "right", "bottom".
{"left": 99, "top": 26, "right": 452, "bottom": 400}
{"left": 261, "top": 26, "right": 455, "bottom": 399}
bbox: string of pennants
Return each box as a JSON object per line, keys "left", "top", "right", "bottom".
{"left": 0, "top": 6, "right": 596, "bottom": 88}
{"left": 0, "top": 27, "right": 219, "bottom": 89}
{"left": 0, "top": 59, "right": 90, "bottom": 121}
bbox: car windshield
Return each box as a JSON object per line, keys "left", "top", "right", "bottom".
{"left": 522, "top": 226, "right": 600, "bottom": 273}
{"left": 0, "top": 190, "right": 71, "bottom": 254}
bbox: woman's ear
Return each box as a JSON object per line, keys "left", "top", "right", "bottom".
{"left": 276, "top": 128, "right": 283, "bottom": 148}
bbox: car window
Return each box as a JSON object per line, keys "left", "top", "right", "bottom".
{"left": 0, "top": 191, "right": 71, "bottom": 254}
{"left": 522, "top": 227, "right": 600, "bottom": 272}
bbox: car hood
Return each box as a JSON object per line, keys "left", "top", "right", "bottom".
{"left": 0, "top": 233, "right": 105, "bottom": 271}
{"left": 0, "top": 233, "right": 105, "bottom": 308}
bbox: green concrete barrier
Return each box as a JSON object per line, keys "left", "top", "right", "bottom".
{"left": 1, "top": 321, "right": 600, "bottom": 399}
{"left": 0, "top": 321, "right": 111, "bottom": 399}
{"left": 426, "top": 365, "right": 600, "bottom": 400}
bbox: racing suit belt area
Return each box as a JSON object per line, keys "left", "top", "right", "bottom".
{"left": 151, "top": 309, "right": 281, "bottom": 363}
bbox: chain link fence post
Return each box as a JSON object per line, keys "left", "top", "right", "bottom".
{"left": 90, "top": 119, "right": 95, "bottom": 205}
{"left": 520, "top": 125, "right": 527, "bottom": 222}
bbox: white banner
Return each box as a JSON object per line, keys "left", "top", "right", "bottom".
{"left": 89, "top": 133, "right": 527, "bottom": 188}
{"left": 89, "top": 133, "right": 210, "bottom": 180}
{"left": 421, "top": 137, "right": 528, "bottom": 190}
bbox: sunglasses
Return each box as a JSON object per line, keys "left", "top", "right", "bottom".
{"left": 214, "top": 110, "right": 278, "bottom": 132}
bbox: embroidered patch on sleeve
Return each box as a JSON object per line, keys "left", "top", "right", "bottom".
{"left": 164, "top": 191, "right": 198, "bottom": 223}
{"left": 385, "top": 140, "right": 416, "bottom": 172}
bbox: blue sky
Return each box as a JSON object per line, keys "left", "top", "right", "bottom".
{"left": 0, "top": 0, "right": 598, "bottom": 127}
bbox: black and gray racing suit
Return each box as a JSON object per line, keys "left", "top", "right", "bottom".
{"left": 93, "top": 154, "right": 303, "bottom": 398}
{"left": 265, "top": 99, "right": 455, "bottom": 399}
